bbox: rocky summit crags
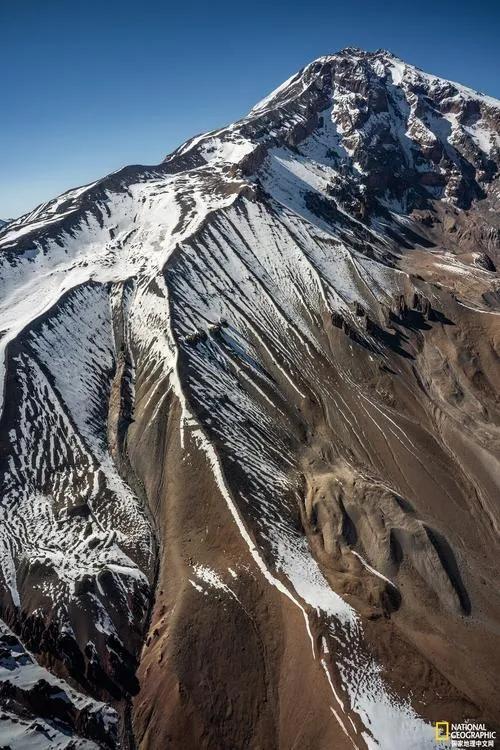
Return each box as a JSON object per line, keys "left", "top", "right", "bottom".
{"left": 0, "top": 48, "right": 499, "bottom": 749}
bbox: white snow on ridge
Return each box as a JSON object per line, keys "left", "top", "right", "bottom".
{"left": 0, "top": 164, "right": 246, "bottom": 424}
{"left": 250, "top": 69, "right": 304, "bottom": 114}
{"left": 198, "top": 135, "right": 254, "bottom": 164}
{"left": 0, "top": 619, "right": 116, "bottom": 748}
{"left": 0, "top": 144, "right": 255, "bottom": 655}
{"left": 0, "top": 180, "right": 100, "bottom": 247}
{"left": 386, "top": 54, "right": 500, "bottom": 111}
{"left": 351, "top": 550, "right": 398, "bottom": 590}
{"left": 0, "top": 716, "right": 101, "bottom": 750}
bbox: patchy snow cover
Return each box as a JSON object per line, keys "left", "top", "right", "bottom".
{"left": 0, "top": 621, "right": 115, "bottom": 716}
{"left": 0, "top": 619, "right": 116, "bottom": 747}
{"left": 190, "top": 564, "right": 243, "bottom": 607}
{"left": 0, "top": 715, "right": 101, "bottom": 750}
{"left": 198, "top": 135, "right": 254, "bottom": 164}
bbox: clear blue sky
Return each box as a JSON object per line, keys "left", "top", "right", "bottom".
{"left": 1, "top": 0, "right": 499, "bottom": 219}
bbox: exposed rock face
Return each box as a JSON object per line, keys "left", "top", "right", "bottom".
{"left": 0, "top": 620, "right": 117, "bottom": 747}
{"left": 0, "top": 48, "right": 499, "bottom": 748}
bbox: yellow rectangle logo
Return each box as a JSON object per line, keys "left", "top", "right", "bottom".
{"left": 435, "top": 722, "right": 450, "bottom": 741}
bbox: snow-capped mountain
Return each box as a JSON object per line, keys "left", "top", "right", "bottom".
{"left": 0, "top": 48, "right": 499, "bottom": 748}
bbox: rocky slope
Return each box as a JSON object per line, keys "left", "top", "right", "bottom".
{"left": 0, "top": 48, "right": 499, "bottom": 748}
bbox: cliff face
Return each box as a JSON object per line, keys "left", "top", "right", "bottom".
{"left": 0, "top": 49, "right": 499, "bottom": 748}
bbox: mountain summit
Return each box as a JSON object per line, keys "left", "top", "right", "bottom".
{"left": 0, "top": 50, "right": 499, "bottom": 749}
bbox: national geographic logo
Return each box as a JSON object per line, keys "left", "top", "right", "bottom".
{"left": 436, "top": 722, "right": 450, "bottom": 742}
{"left": 435, "top": 721, "right": 496, "bottom": 747}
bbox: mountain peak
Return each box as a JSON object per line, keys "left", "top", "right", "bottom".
{"left": 164, "top": 49, "right": 500, "bottom": 214}
{"left": 321, "top": 46, "right": 398, "bottom": 59}
{"left": 249, "top": 47, "right": 499, "bottom": 118}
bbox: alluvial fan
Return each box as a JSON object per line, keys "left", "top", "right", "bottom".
{"left": 0, "top": 47, "right": 500, "bottom": 749}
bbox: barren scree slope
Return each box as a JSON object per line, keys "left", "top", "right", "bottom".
{"left": 0, "top": 47, "right": 500, "bottom": 749}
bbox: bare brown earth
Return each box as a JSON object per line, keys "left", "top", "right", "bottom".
{"left": 129, "top": 398, "right": 352, "bottom": 750}
{"left": 121, "top": 214, "right": 500, "bottom": 747}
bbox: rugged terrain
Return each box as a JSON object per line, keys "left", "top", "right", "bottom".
{"left": 0, "top": 48, "right": 499, "bottom": 748}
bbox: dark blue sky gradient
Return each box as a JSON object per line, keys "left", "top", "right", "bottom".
{"left": 1, "top": 0, "right": 499, "bottom": 217}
